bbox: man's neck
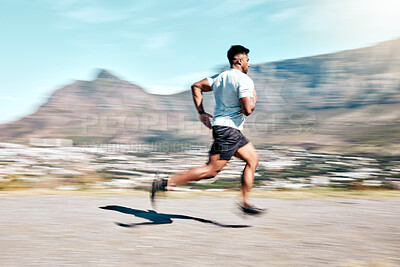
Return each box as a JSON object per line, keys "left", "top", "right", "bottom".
{"left": 230, "top": 65, "right": 243, "bottom": 73}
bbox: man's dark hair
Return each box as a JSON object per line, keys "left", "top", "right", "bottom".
{"left": 227, "top": 45, "right": 250, "bottom": 65}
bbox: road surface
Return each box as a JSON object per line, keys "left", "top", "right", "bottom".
{"left": 0, "top": 194, "right": 399, "bottom": 266}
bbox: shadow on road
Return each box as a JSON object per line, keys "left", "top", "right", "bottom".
{"left": 100, "top": 205, "right": 251, "bottom": 228}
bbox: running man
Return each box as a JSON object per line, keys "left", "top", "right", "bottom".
{"left": 151, "top": 45, "right": 264, "bottom": 215}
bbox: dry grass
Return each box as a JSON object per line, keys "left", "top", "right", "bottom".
{"left": 1, "top": 188, "right": 400, "bottom": 200}
{"left": 0, "top": 179, "right": 33, "bottom": 191}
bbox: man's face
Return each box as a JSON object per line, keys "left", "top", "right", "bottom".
{"left": 235, "top": 53, "right": 250, "bottom": 73}
{"left": 242, "top": 54, "right": 250, "bottom": 74}
{"left": 232, "top": 53, "right": 250, "bottom": 73}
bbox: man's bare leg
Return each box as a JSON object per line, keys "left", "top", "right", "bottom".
{"left": 234, "top": 142, "right": 259, "bottom": 205}
{"left": 168, "top": 154, "right": 228, "bottom": 187}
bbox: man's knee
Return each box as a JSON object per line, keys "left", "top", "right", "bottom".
{"left": 205, "top": 165, "right": 223, "bottom": 178}
{"left": 247, "top": 152, "right": 259, "bottom": 168}
{"left": 210, "top": 167, "right": 223, "bottom": 178}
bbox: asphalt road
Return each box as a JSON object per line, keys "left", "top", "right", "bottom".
{"left": 0, "top": 195, "right": 399, "bottom": 266}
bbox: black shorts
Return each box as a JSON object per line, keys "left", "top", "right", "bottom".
{"left": 209, "top": 126, "right": 249, "bottom": 160}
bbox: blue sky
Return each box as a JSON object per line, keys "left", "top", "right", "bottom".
{"left": 1, "top": 0, "right": 399, "bottom": 124}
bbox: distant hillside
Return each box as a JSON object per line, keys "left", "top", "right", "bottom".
{"left": 1, "top": 39, "right": 399, "bottom": 155}
{"left": 251, "top": 38, "right": 400, "bottom": 110}
{"left": 0, "top": 69, "right": 211, "bottom": 145}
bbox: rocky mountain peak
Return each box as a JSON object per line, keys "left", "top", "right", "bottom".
{"left": 96, "top": 69, "right": 120, "bottom": 80}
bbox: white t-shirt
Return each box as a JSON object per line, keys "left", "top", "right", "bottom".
{"left": 207, "top": 69, "right": 254, "bottom": 130}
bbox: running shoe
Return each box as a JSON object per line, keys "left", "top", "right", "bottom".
{"left": 238, "top": 202, "right": 266, "bottom": 216}
{"left": 150, "top": 176, "right": 168, "bottom": 205}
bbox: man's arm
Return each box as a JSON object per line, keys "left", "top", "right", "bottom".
{"left": 191, "top": 78, "right": 213, "bottom": 129}
{"left": 240, "top": 88, "right": 257, "bottom": 116}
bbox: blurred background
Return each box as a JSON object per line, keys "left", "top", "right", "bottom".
{"left": 1, "top": 2, "right": 400, "bottom": 266}
{"left": 0, "top": 0, "right": 399, "bottom": 192}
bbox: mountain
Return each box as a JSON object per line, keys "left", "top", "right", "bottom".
{"left": 0, "top": 69, "right": 213, "bottom": 145}
{"left": 252, "top": 38, "right": 400, "bottom": 111}
{"left": 1, "top": 39, "right": 400, "bottom": 155}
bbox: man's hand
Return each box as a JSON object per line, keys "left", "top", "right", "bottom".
{"left": 199, "top": 113, "right": 213, "bottom": 129}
